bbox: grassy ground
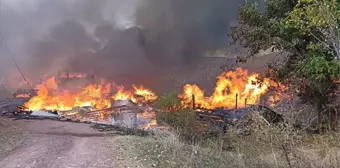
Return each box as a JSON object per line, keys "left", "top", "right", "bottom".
{"left": 0, "top": 120, "right": 24, "bottom": 156}
{"left": 112, "top": 127, "right": 340, "bottom": 168}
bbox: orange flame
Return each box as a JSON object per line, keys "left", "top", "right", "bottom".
{"left": 137, "top": 111, "right": 158, "bottom": 130}
{"left": 133, "top": 85, "right": 158, "bottom": 102}
{"left": 25, "top": 77, "right": 112, "bottom": 111}
{"left": 144, "top": 119, "right": 157, "bottom": 130}
{"left": 25, "top": 76, "right": 157, "bottom": 111}
{"left": 180, "top": 68, "right": 288, "bottom": 109}
{"left": 111, "top": 86, "right": 136, "bottom": 102}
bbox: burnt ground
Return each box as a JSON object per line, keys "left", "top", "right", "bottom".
{"left": 0, "top": 118, "right": 143, "bottom": 168}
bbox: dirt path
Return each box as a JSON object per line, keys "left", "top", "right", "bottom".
{"left": 0, "top": 119, "right": 132, "bottom": 168}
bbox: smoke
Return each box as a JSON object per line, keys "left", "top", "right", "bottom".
{"left": 135, "top": 0, "right": 244, "bottom": 71}
{"left": 0, "top": 0, "right": 247, "bottom": 91}
{"left": 1, "top": 0, "right": 146, "bottom": 88}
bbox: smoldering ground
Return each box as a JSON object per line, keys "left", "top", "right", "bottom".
{"left": 0, "top": 0, "right": 252, "bottom": 91}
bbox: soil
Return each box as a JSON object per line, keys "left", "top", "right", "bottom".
{"left": 0, "top": 118, "right": 142, "bottom": 168}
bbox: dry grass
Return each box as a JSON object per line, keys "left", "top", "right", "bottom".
{"left": 113, "top": 130, "right": 239, "bottom": 168}
{"left": 112, "top": 109, "right": 340, "bottom": 168}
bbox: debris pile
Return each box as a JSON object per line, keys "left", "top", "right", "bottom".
{"left": 195, "top": 104, "right": 284, "bottom": 132}
{"left": 0, "top": 68, "right": 291, "bottom": 132}
{"left": 0, "top": 95, "right": 159, "bottom": 131}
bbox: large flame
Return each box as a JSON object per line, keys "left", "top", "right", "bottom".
{"left": 133, "top": 85, "right": 158, "bottom": 102}
{"left": 180, "top": 68, "right": 288, "bottom": 109}
{"left": 111, "top": 86, "right": 137, "bottom": 103}
{"left": 25, "top": 76, "right": 158, "bottom": 111}
{"left": 25, "top": 68, "right": 287, "bottom": 112}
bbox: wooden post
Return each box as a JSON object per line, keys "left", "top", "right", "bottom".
{"left": 192, "top": 94, "right": 196, "bottom": 110}
{"left": 245, "top": 98, "right": 247, "bottom": 108}
{"left": 235, "top": 93, "right": 238, "bottom": 109}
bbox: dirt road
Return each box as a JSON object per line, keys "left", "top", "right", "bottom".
{"left": 0, "top": 119, "right": 128, "bottom": 168}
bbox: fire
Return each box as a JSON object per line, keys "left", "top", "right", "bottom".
{"left": 110, "top": 85, "right": 158, "bottom": 103}
{"left": 25, "top": 77, "right": 111, "bottom": 111}
{"left": 180, "top": 68, "right": 287, "bottom": 109}
{"left": 25, "top": 76, "right": 158, "bottom": 111}
{"left": 111, "top": 86, "right": 136, "bottom": 103}
{"left": 137, "top": 111, "right": 159, "bottom": 130}
{"left": 181, "top": 84, "right": 210, "bottom": 108}
{"left": 268, "top": 84, "right": 290, "bottom": 106}
{"left": 144, "top": 119, "right": 157, "bottom": 130}
{"left": 23, "top": 68, "right": 287, "bottom": 129}
{"left": 133, "top": 85, "right": 158, "bottom": 102}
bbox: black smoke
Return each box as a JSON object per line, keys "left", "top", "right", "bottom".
{"left": 0, "top": 0, "right": 249, "bottom": 90}
{"left": 27, "top": 20, "right": 154, "bottom": 84}
{"left": 136, "top": 0, "right": 244, "bottom": 71}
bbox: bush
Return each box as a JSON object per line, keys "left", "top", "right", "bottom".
{"left": 156, "top": 109, "right": 206, "bottom": 143}
{"left": 153, "top": 92, "right": 182, "bottom": 112}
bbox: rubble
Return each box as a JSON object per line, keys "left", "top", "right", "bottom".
{"left": 1, "top": 96, "right": 158, "bottom": 132}
{"left": 30, "top": 111, "right": 59, "bottom": 118}
{"left": 195, "top": 105, "right": 284, "bottom": 132}
{"left": 108, "top": 99, "right": 142, "bottom": 128}
{"left": 0, "top": 94, "right": 283, "bottom": 134}
{"left": 1, "top": 90, "right": 286, "bottom": 135}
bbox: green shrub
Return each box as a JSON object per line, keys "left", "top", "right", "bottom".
{"left": 153, "top": 92, "right": 182, "bottom": 112}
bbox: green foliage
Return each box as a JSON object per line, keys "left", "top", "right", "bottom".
{"left": 230, "top": 0, "right": 340, "bottom": 99}
{"left": 154, "top": 92, "right": 182, "bottom": 112}
{"left": 299, "top": 54, "right": 340, "bottom": 82}
{"left": 285, "top": 0, "right": 340, "bottom": 31}
{"left": 279, "top": 0, "right": 340, "bottom": 92}
{"left": 230, "top": 0, "right": 340, "bottom": 129}
{"left": 229, "top": 0, "right": 299, "bottom": 59}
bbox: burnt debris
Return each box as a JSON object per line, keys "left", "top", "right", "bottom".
{"left": 195, "top": 105, "right": 284, "bottom": 132}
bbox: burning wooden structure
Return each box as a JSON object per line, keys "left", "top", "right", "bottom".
{"left": 191, "top": 90, "right": 285, "bottom": 131}
{"left": 107, "top": 99, "right": 143, "bottom": 128}
{"left": 1, "top": 68, "right": 291, "bottom": 132}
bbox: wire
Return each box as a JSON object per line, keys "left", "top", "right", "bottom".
{"left": 0, "top": 37, "right": 35, "bottom": 91}
{"left": 0, "top": 0, "right": 35, "bottom": 92}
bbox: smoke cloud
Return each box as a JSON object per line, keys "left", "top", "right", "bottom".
{"left": 136, "top": 0, "right": 242, "bottom": 69}
{"left": 0, "top": 0, "right": 247, "bottom": 91}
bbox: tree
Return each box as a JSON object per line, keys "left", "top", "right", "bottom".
{"left": 229, "top": 0, "right": 340, "bottom": 129}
